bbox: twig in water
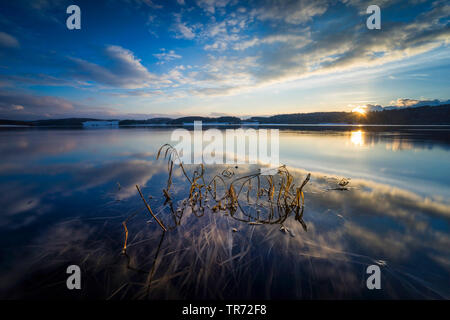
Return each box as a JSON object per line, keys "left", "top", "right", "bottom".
{"left": 136, "top": 185, "right": 167, "bottom": 232}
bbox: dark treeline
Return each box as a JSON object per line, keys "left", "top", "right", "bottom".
{"left": 120, "top": 116, "right": 242, "bottom": 125}
{"left": 1, "top": 105, "right": 449, "bottom": 126}
{"left": 249, "top": 105, "right": 450, "bottom": 124}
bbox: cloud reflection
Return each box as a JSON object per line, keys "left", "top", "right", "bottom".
{"left": 0, "top": 128, "right": 449, "bottom": 299}
{"left": 0, "top": 162, "right": 449, "bottom": 299}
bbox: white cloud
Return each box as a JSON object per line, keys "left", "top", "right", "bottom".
{"left": 173, "top": 14, "right": 197, "bottom": 39}
{"left": 70, "top": 45, "right": 158, "bottom": 89}
{"left": 61, "top": 2, "right": 449, "bottom": 100}
{"left": 153, "top": 49, "right": 182, "bottom": 63}
{"left": 201, "top": 1, "right": 450, "bottom": 96}
{"left": 233, "top": 34, "right": 310, "bottom": 50}
{"left": 177, "top": 23, "right": 196, "bottom": 39}
{"left": 251, "top": 0, "right": 329, "bottom": 24}
{"left": 388, "top": 98, "right": 450, "bottom": 108}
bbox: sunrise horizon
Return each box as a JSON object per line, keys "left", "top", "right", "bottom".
{"left": 1, "top": 0, "right": 449, "bottom": 120}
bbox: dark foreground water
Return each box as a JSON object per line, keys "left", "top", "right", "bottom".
{"left": 0, "top": 126, "right": 449, "bottom": 299}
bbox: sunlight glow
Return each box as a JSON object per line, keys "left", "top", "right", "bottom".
{"left": 350, "top": 130, "right": 364, "bottom": 146}
{"left": 352, "top": 105, "right": 367, "bottom": 115}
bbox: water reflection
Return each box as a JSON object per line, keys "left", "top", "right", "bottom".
{"left": 346, "top": 128, "right": 449, "bottom": 150}
{"left": 278, "top": 128, "right": 450, "bottom": 199}
{"left": 350, "top": 130, "right": 364, "bottom": 146}
{"left": 0, "top": 127, "right": 449, "bottom": 299}
{"left": 385, "top": 140, "right": 415, "bottom": 151}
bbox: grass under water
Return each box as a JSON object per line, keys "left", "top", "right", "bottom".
{"left": 121, "top": 144, "right": 312, "bottom": 299}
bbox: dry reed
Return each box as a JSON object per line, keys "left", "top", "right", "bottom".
{"left": 121, "top": 143, "right": 312, "bottom": 295}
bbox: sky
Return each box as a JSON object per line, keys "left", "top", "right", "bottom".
{"left": 0, "top": 0, "right": 449, "bottom": 120}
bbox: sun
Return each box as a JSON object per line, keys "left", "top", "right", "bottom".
{"left": 352, "top": 105, "right": 367, "bottom": 115}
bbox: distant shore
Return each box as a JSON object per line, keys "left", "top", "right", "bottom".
{"left": 1, "top": 104, "right": 449, "bottom": 127}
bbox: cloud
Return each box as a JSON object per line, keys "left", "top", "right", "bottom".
{"left": 110, "top": 89, "right": 164, "bottom": 98}
{"left": 387, "top": 98, "right": 450, "bottom": 109}
{"left": 391, "top": 98, "right": 430, "bottom": 108}
{"left": 177, "top": 23, "right": 196, "bottom": 39}
{"left": 341, "top": 0, "right": 403, "bottom": 11}
{"left": 233, "top": 34, "right": 310, "bottom": 51}
{"left": 0, "top": 32, "right": 19, "bottom": 48}
{"left": 1, "top": 0, "right": 448, "bottom": 116}
{"left": 208, "top": 111, "right": 231, "bottom": 117}
{"left": 201, "top": 20, "right": 242, "bottom": 51}
{"left": 353, "top": 99, "right": 450, "bottom": 113}
{"left": 364, "top": 104, "right": 384, "bottom": 112}
{"left": 191, "top": 1, "right": 450, "bottom": 96}
{"left": 0, "top": 73, "right": 90, "bottom": 88}
{"left": 203, "top": 35, "right": 240, "bottom": 50}
{"left": 0, "top": 90, "right": 74, "bottom": 119}
{"left": 0, "top": 90, "right": 123, "bottom": 120}
{"left": 185, "top": 55, "right": 259, "bottom": 96}
{"left": 125, "top": 1, "right": 446, "bottom": 99}
{"left": 251, "top": 0, "right": 329, "bottom": 24}
{"left": 196, "top": 0, "right": 230, "bottom": 14}
{"left": 153, "top": 49, "right": 182, "bottom": 63}
{"left": 70, "top": 45, "right": 158, "bottom": 89}
{"left": 173, "top": 13, "right": 197, "bottom": 40}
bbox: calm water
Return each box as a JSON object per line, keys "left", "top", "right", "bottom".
{"left": 0, "top": 126, "right": 449, "bottom": 299}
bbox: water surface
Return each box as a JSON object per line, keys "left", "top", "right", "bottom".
{"left": 0, "top": 126, "right": 449, "bottom": 299}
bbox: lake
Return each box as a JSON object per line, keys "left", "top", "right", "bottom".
{"left": 0, "top": 126, "right": 449, "bottom": 299}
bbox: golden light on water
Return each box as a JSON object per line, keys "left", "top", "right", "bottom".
{"left": 352, "top": 105, "right": 367, "bottom": 115}
{"left": 350, "top": 130, "right": 364, "bottom": 146}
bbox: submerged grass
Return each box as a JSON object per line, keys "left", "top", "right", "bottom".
{"left": 123, "top": 144, "right": 311, "bottom": 248}
{"left": 120, "top": 144, "right": 312, "bottom": 298}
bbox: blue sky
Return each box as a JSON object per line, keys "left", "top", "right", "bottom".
{"left": 0, "top": 0, "right": 449, "bottom": 120}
